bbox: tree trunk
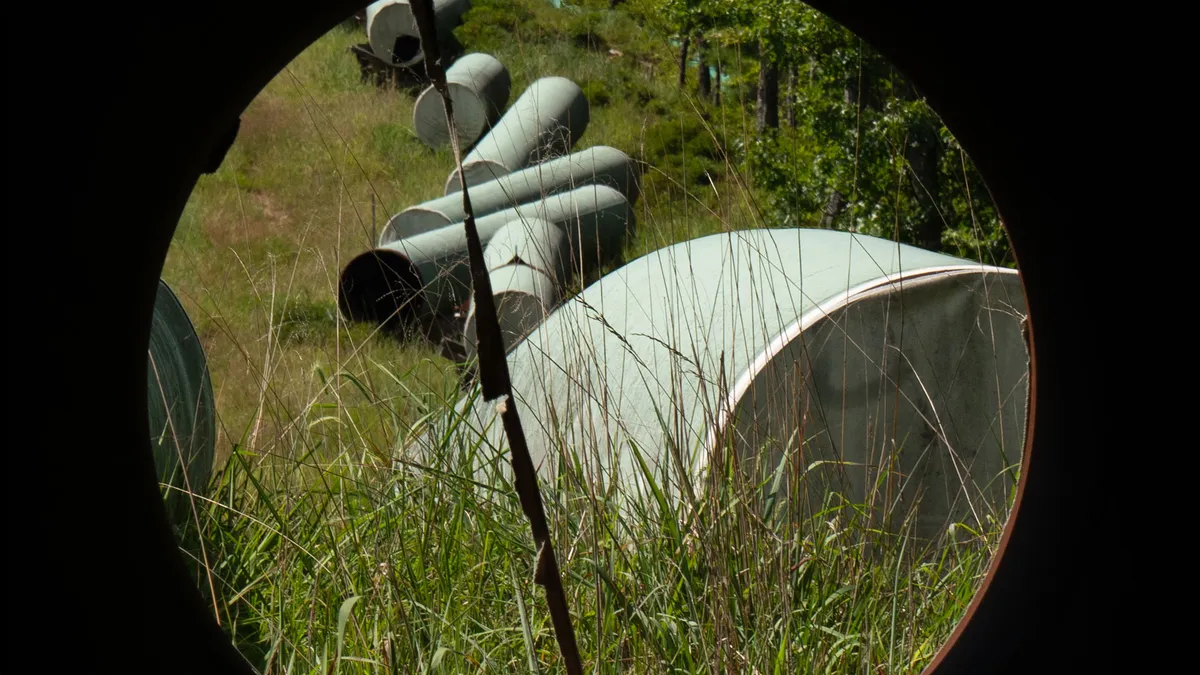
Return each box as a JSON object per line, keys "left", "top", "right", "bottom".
{"left": 785, "top": 66, "right": 797, "bottom": 128}
{"left": 697, "top": 37, "right": 711, "bottom": 100}
{"left": 904, "top": 123, "right": 943, "bottom": 250}
{"left": 713, "top": 58, "right": 721, "bottom": 106}
{"left": 845, "top": 54, "right": 887, "bottom": 112}
{"left": 677, "top": 37, "right": 690, "bottom": 88}
{"left": 817, "top": 190, "right": 846, "bottom": 229}
{"left": 756, "top": 50, "right": 779, "bottom": 134}
{"left": 893, "top": 73, "right": 944, "bottom": 251}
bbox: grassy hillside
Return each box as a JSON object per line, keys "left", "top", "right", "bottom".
{"left": 165, "top": 1, "right": 774, "bottom": 463}
{"left": 163, "top": 2, "right": 1010, "bottom": 672}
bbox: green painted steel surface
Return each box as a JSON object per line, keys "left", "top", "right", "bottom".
{"left": 444, "top": 76, "right": 590, "bottom": 194}
{"left": 423, "top": 228, "right": 1028, "bottom": 542}
{"left": 479, "top": 216, "right": 570, "bottom": 284}
{"left": 413, "top": 52, "right": 511, "bottom": 151}
{"left": 339, "top": 184, "right": 633, "bottom": 325}
{"left": 463, "top": 218, "right": 569, "bottom": 358}
{"left": 365, "top": 0, "right": 470, "bottom": 67}
{"left": 147, "top": 280, "right": 216, "bottom": 521}
{"left": 463, "top": 263, "right": 561, "bottom": 359}
{"left": 381, "top": 145, "right": 638, "bottom": 245}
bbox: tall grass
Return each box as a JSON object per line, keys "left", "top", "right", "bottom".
{"left": 163, "top": 5, "right": 1019, "bottom": 673}
{"left": 174, "top": 359, "right": 1008, "bottom": 673}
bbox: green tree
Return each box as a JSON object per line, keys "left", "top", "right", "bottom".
{"left": 656, "top": 0, "right": 753, "bottom": 91}
{"left": 747, "top": 2, "right": 1012, "bottom": 264}
{"left": 632, "top": 0, "right": 1012, "bottom": 263}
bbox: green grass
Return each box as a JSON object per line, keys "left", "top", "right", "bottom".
{"left": 163, "top": 3, "right": 1015, "bottom": 673}
{"left": 172, "top": 371, "right": 1010, "bottom": 673}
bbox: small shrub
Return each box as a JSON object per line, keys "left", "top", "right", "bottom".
{"left": 566, "top": 10, "right": 609, "bottom": 51}
{"left": 642, "top": 113, "right": 726, "bottom": 188}
{"left": 748, "top": 130, "right": 822, "bottom": 228}
{"left": 618, "top": 70, "right": 656, "bottom": 106}
{"left": 580, "top": 80, "right": 612, "bottom": 107}
{"left": 453, "top": 0, "right": 540, "bottom": 51}
{"left": 369, "top": 122, "right": 415, "bottom": 162}
{"left": 276, "top": 294, "right": 339, "bottom": 346}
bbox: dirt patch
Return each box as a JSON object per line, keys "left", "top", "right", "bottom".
{"left": 252, "top": 192, "right": 291, "bottom": 230}
{"left": 235, "top": 94, "right": 307, "bottom": 151}
{"left": 201, "top": 193, "right": 276, "bottom": 248}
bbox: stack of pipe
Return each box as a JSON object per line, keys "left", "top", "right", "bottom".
{"left": 339, "top": 54, "right": 640, "bottom": 360}
{"left": 380, "top": 145, "right": 639, "bottom": 244}
{"left": 339, "top": 183, "right": 634, "bottom": 329}
{"left": 412, "top": 52, "right": 511, "bottom": 151}
{"left": 461, "top": 218, "right": 569, "bottom": 360}
{"left": 365, "top": 0, "right": 470, "bottom": 68}
{"left": 443, "top": 76, "right": 590, "bottom": 194}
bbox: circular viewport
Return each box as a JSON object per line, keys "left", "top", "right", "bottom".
{"left": 157, "top": 3, "right": 1030, "bottom": 673}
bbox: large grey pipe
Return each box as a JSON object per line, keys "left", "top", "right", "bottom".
{"left": 365, "top": 0, "right": 470, "bottom": 68}
{"left": 463, "top": 264, "right": 561, "bottom": 360}
{"left": 434, "top": 229, "right": 1030, "bottom": 543}
{"left": 462, "top": 218, "right": 570, "bottom": 358}
{"left": 480, "top": 216, "right": 572, "bottom": 285}
{"left": 413, "top": 53, "right": 511, "bottom": 151}
{"left": 339, "top": 184, "right": 633, "bottom": 327}
{"left": 444, "top": 76, "right": 590, "bottom": 195}
{"left": 148, "top": 279, "right": 216, "bottom": 525}
{"left": 381, "top": 145, "right": 639, "bottom": 245}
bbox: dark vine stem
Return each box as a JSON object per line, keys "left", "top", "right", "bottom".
{"left": 405, "top": 2, "right": 584, "bottom": 673}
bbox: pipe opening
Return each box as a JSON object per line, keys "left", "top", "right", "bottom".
{"left": 463, "top": 290, "right": 548, "bottom": 359}
{"left": 382, "top": 207, "right": 451, "bottom": 244}
{"left": 445, "top": 159, "right": 509, "bottom": 194}
{"left": 337, "top": 249, "right": 424, "bottom": 331}
{"left": 391, "top": 36, "right": 422, "bottom": 65}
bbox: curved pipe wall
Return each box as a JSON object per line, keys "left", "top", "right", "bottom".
{"left": 340, "top": 184, "right": 633, "bottom": 327}
{"left": 462, "top": 263, "right": 561, "bottom": 360}
{"left": 147, "top": 279, "right": 216, "bottom": 523}
{"left": 413, "top": 53, "right": 511, "bottom": 151}
{"left": 479, "top": 216, "right": 571, "bottom": 285}
{"left": 434, "top": 229, "right": 1029, "bottom": 544}
{"left": 381, "top": 145, "right": 638, "bottom": 245}
{"left": 365, "top": 0, "right": 470, "bottom": 68}
{"left": 462, "top": 218, "right": 569, "bottom": 358}
{"left": 444, "top": 76, "right": 590, "bottom": 195}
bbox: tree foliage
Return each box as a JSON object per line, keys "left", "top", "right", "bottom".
{"left": 644, "top": 0, "right": 1014, "bottom": 264}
